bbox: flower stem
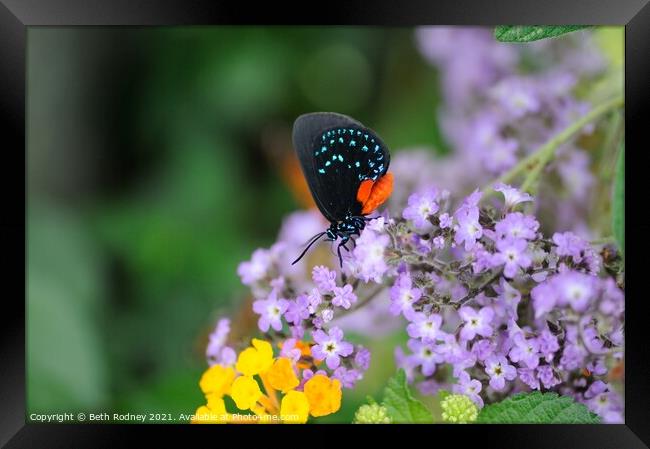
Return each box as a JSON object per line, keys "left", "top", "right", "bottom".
{"left": 454, "top": 269, "right": 503, "bottom": 308}
{"left": 484, "top": 95, "right": 624, "bottom": 196}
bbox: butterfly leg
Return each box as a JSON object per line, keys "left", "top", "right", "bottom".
{"left": 336, "top": 235, "right": 351, "bottom": 268}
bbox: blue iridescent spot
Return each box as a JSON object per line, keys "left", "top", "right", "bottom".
{"left": 355, "top": 161, "right": 360, "bottom": 167}
{"left": 338, "top": 155, "right": 343, "bottom": 162}
{"left": 321, "top": 146, "right": 327, "bottom": 153}
{"left": 325, "top": 161, "right": 331, "bottom": 167}
{"left": 374, "top": 145, "right": 380, "bottom": 152}
{"left": 362, "top": 145, "right": 368, "bottom": 152}
{"left": 349, "top": 140, "right": 356, "bottom": 147}
{"left": 332, "top": 155, "right": 337, "bottom": 161}
{"left": 338, "top": 137, "right": 344, "bottom": 143}
{"left": 318, "top": 168, "right": 325, "bottom": 174}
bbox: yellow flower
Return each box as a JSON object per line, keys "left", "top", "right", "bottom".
{"left": 236, "top": 339, "right": 274, "bottom": 376}
{"left": 191, "top": 396, "right": 227, "bottom": 424}
{"left": 303, "top": 374, "right": 342, "bottom": 417}
{"left": 267, "top": 357, "right": 300, "bottom": 393}
{"left": 280, "top": 390, "right": 310, "bottom": 424}
{"left": 206, "top": 394, "right": 227, "bottom": 414}
{"left": 230, "top": 375, "right": 263, "bottom": 410}
{"left": 199, "top": 364, "right": 235, "bottom": 397}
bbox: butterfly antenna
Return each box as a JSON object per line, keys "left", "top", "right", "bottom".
{"left": 291, "top": 231, "right": 327, "bottom": 265}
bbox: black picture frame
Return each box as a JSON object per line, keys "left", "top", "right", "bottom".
{"left": 2, "top": 0, "right": 648, "bottom": 446}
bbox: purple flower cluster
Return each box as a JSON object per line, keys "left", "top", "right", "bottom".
{"left": 389, "top": 185, "right": 624, "bottom": 422}
{"left": 412, "top": 27, "right": 613, "bottom": 234}
{"left": 237, "top": 236, "right": 372, "bottom": 387}
{"left": 206, "top": 318, "right": 236, "bottom": 367}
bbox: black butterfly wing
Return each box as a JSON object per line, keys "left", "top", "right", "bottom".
{"left": 293, "top": 112, "right": 390, "bottom": 223}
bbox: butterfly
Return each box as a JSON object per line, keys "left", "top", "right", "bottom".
{"left": 291, "top": 112, "right": 393, "bottom": 267}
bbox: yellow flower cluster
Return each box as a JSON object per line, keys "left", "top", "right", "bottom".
{"left": 192, "top": 338, "right": 342, "bottom": 424}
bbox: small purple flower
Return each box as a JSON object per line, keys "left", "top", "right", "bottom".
{"left": 354, "top": 346, "right": 371, "bottom": 371}
{"left": 406, "top": 311, "right": 443, "bottom": 342}
{"left": 490, "top": 76, "right": 541, "bottom": 118}
{"left": 311, "top": 326, "right": 354, "bottom": 369}
{"left": 453, "top": 370, "right": 484, "bottom": 408}
{"left": 219, "top": 347, "right": 237, "bottom": 366}
{"left": 508, "top": 333, "right": 541, "bottom": 369}
{"left": 307, "top": 288, "right": 322, "bottom": 313}
{"left": 494, "top": 183, "right": 533, "bottom": 210}
{"left": 331, "top": 284, "right": 357, "bottom": 310}
{"left": 439, "top": 213, "right": 452, "bottom": 229}
{"left": 559, "top": 342, "right": 587, "bottom": 371}
{"left": 493, "top": 238, "right": 531, "bottom": 279}
{"left": 403, "top": 187, "right": 440, "bottom": 230}
{"left": 552, "top": 231, "right": 601, "bottom": 274}
{"left": 350, "top": 228, "right": 390, "bottom": 283}
{"left": 554, "top": 270, "right": 596, "bottom": 312}
{"left": 252, "top": 289, "right": 289, "bottom": 332}
{"left": 518, "top": 368, "right": 540, "bottom": 390}
{"left": 537, "top": 329, "right": 560, "bottom": 362}
{"left": 454, "top": 201, "right": 483, "bottom": 251}
{"left": 482, "top": 137, "right": 518, "bottom": 174}
{"left": 280, "top": 338, "right": 302, "bottom": 363}
{"left": 495, "top": 212, "right": 539, "bottom": 242}
{"left": 531, "top": 280, "right": 557, "bottom": 319}
{"left": 552, "top": 231, "right": 584, "bottom": 258}
{"left": 432, "top": 236, "right": 446, "bottom": 249}
{"left": 493, "top": 277, "right": 521, "bottom": 319}
{"left": 290, "top": 324, "right": 305, "bottom": 339}
{"left": 584, "top": 380, "right": 608, "bottom": 400}
{"left": 407, "top": 338, "right": 443, "bottom": 376}
{"left": 436, "top": 334, "right": 476, "bottom": 375}
{"left": 471, "top": 338, "right": 496, "bottom": 362}
{"left": 586, "top": 358, "right": 608, "bottom": 376}
{"left": 320, "top": 308, "right": 334, "bottom": 324}
{"left": 284, "top": 294, "right": 311, "bottom": 326}
{"left": 458, "top": 306, "right": 494, "bottom": 341}
{"left": 301, "top": 368, "right": 328, "bottom": 385}
{"left": 411, "top": 234, "right": 433, "bottom": 254}
{"left": 485, "top": 355, "right": 517, "bottom": 391}
{"left": 395, "top": 346, "right": 417, "bottom": 383}
{"left": 584, "top": 387, "right": 624, "bottom": 423}
{"left": 206, "top": 318, "right": 230, "bottom": 363}
{"left": 470, "top": 242, "right": 493, "bottom": 274}
{"left": 332, "top": 366, "right": 361, "bottom": 389}
{"left": 581, "top": 322, "right": 606, "bottom": 354}
{"left": 389, "top": 272, "right": 423, "bottom": 317}
{"left": 312, "top": 265, "right": 337, "bottom": 293}
{"left": 537, "top": 365, "right": 560, "bottom": 388}
{"left": 237, "top": 248, "right": 272, "bottom": 285}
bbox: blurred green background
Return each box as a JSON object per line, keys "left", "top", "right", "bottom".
{"left": 27, "top": 27, "right": 452, "bottom": 420}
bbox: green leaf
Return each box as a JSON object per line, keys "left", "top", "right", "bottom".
{"left": 477, "top": 392, "right": 600, "bottom": 424}
{"left": 495, "top": 26, "right": 591, "bottom": 43}
{"left": 382, "top": 369, "right": 433, "bottom": 423}
{"left": 612, "top": 144, "right": 625, "bottom": 257}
